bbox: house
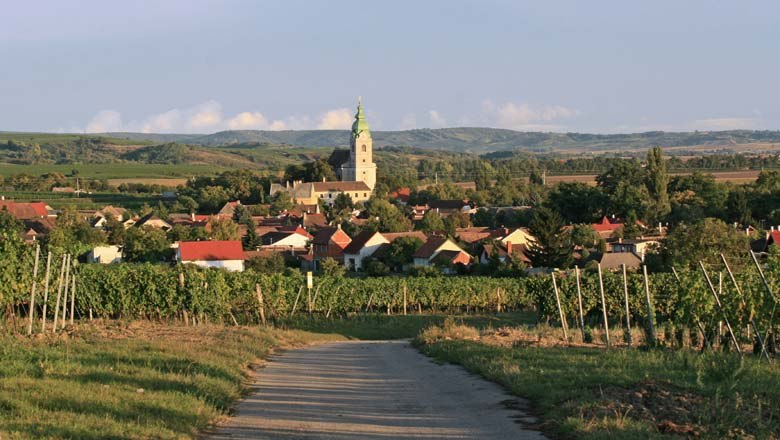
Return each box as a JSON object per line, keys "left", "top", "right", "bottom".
{"left": 388, "top": 187, "right": 411, "bottom": 205}
{"left": 270, "top": 180, "right": 372, "bottom": 206}
{"left": 500, "top": 228, "right": 536, "bottom": 246}
{"left": 342, "top": 230, "right": 389, "bottom": 271}
{"left": 21, "top": 218, "right": 56, "bottom": 243}
{"left": 428, "top": 199, "right": 476, "bottom": 217}
{"left": 382, "top": 231, "right": 428, "bottom": 243}
{"left": 312, "top": 226, "right": 352, "bottom": 267}
{"left": 302, "top": 212, "right": 328, "bottom": 229}
{"left": 455, "top": 227, "right": 495, "bottom": 244}
{"left": 217, "top": 201, "right": 242, "bottom": 218}
{"left": 479, "top": 241, "right": 531, "bottom": 265}
{"left": 96, "top": 205, "right": 127, "bottom": 220}
{"left": 134, "top": 213, "right": 172, "bottom": 231}
{"left": 177, "top": 240, "right": 245, "bottom": 272}
{"left": 591, "top": 216, "right": 624, "bottom": 239}
{"left": 0, "top": 200, "right": 53, "bottom": 220}
{"left": 599, "top": 252, "right": 642, "bottom": 271}
{"left": 88, "top": 245, "right": 123, "bottom": 264}
{"left": 412, "top": 236, "right": 472, "bottom": 269}
{"left": 258, "top": 226, "right": 312, "bottom": 249}
{"left": 610, "top": 237, "right": 661, "bottom": 260}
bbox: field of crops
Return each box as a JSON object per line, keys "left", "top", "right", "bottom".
{"left": 5, "top": 243, "right": 777, "bottom": 356}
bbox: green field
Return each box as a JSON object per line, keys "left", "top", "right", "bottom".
{"left": 0, "top": 132, "right": 151, "bottom": 146}
{"left": 0, "top": 163, "right": 225, "bottom": 179}
{"left": 0, "top": 190, "right": 164, "bottom": 210}
{"left": 416, "top": 321, "right": 780, "bottom": 440}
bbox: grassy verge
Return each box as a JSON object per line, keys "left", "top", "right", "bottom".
{"left": 416, "top": 321, "right": 780, "bottom": 439}
{"left": 0, "top": 321, "right": 344, "bottom": 440}
{"left": 280, "top": 311, "right": 537, "bottom": 340}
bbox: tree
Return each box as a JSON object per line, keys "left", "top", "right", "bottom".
{"left": 104, "top": 216, "right": 126, "bottom": 245}
{"left": 0, "top": 209, "right": 23, "bottom": 233}
{"left": 570, "top": 224, "right": 597, "bottom": 248}
{"left": 209, "top": 217, "right": 241, "bottom": 241}
{"left": 319, "top": 257, "right": 345, "bottom": 277}
{"left": 123, "top": 226, "right": 172, "bottom": 262}
{"left": 658, "top": 218, "right": 748, "bottom": 269}
{"left": 269, "top": 191, "right": 293, "bottom": 215}
{"left": 443, "top": 211, "right": 471, "bottom": 236}
{"left": 246, "top": 253, "right": 286, "bottom": 274}
{"left": 473, "top": 208, "right": 497, "bottom": 228}
{"left": 308, "top": 159, "right": 338, "bottom": 182}
{"left": 45, "top": 207, "right": 106, "bottom": 253}
{"left": 645, "top": 147, "right": 671, "bottom": 222}
{"left": 546, "top": 182, "right": 606, "bottom": 223}
{"left": 418, "top": 210, "right": 445, "bottom": 232}
{"left": 384, "top": 236, "right": 423, "bottom": 271}
{"left": 526, "top": 207, "right": 573, "bottom": 268}
{"left": 365, "top": 199, "right": 412, "bottom": 232}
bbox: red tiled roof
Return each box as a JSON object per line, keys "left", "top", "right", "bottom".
{"left": 342, "top": 230, "right": 382, "bottom": 255}
{"left": 382, "top": 231, "right": 427, "bottom": 242}
{"left": 0, "top": 201, "right": 49, "bottom": 220}
{"left": 179, "top": 240, "right": 245, "bottom": 261}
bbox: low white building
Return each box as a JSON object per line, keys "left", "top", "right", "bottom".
{"left": 177, "top": 240, "right": 245, "bottom": 272}
{"left": 87, "top": 245, "right": 123, "bottom": 264}
{"left": 342, "top": 230, "right": 389, "bottom": 271}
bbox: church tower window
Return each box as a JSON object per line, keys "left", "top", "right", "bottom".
{"left": 361, "top": 144, "right": 367, "bottom": 152}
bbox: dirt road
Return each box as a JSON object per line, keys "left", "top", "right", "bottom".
{"left": 206, "top": 340, "right": 547, "bottom": 439}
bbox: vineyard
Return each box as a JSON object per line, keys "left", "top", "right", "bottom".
{"left": 3, "top": 237, "right": 778, "bottom": 357}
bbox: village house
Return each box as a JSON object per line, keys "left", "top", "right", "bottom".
{"left": 311, "top": 226, "right": 352, "bottom": 269}
{"left": 177, "top": 240, "right": 245, "bottom": 272}
{"left": 134, "top": 213, "right": 172, "bottom": 231}
{"left": 342, "top": 230, "right": 389, "bottom": 271}
{"left": 610, "top": 237, "right": 661, "bottom": 260}
{"left": 258, "top": 226, "right": 312, "bottom": 249}
{"left": 479, "top": 241, "right": 531, "bottom": 265}
{"left": 412, "top": 236, "right": 472, "bottom": 270}
{"left": 0, "top": 200, "right": 55, "bottom": 220}
{"left": 87, "top": 245, "right": 123, "bottom": 264}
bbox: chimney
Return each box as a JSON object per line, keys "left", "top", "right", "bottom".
{"left": 322, "top": 177, "right": 326, "bottom": 182}
{"left": 191, "top": 212, "right": 195, "bottom": 222}
{"left": 658, "top": 222, "right": 662, "bottom": 235}
{"left": 618, "top": 237, "right": 623, "bottom": 243}
{"left": 506, "top": 241, "right": 513, "bottom": 254}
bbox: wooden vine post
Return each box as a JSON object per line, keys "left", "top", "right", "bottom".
{"left": 255, "top": 283, "right": 266, "bottom": 325}
{"left": 575, "top": 266, "right": 586, "bottom": 341}
{"left": 622, "top": 264, "right": 632, "bottom": 347}
{"left": 52, "top": 254, "right": 66, "bottom": 332}
{"left": 699, "top": 261, "right": 742, "bottom": 357}
{"left": 70, "top": 272, "right": 76, "bottom": 326}
{"left": 642, "top": 264, "right": 657, "bottom": 347}
{"left": 39, "top": 251, "right": 53, "bottom": 333}
{"left": 597, "top": 263, "right": 610, "bottom": 348}
{"left": 61, "top": 254, "right": 72, "bottom": 330}
{"left": 403, "top": 284, "right": 408, "bottom": 316}
{"left": 721, "top": 254, "right": 770, "bottom": 361}
{"left": 551, "top": 272, "right": 568, "bottom": 340}
{"left": 27, "top": 244, "right": 40, "bottom": 335}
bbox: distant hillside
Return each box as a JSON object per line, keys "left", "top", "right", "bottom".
{"left": 104, "top": 128, "right": 780, "bottom": 154}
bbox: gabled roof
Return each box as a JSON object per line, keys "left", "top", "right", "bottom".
{"left": 342, "top": 230, "right": 383, "bottom": 254}
{"left": 312, "top": 227, "right": 351, "bottom": 245}
{"left": 413, "top": 236, "right": 449, "bottom": 259}
{"left": 312, "top": 181, "right": 371, "bottom": 192}
{"left": 179, "top": 240, "right": 245, "bottom": 261}
{"left": 431, "top": 249, "right": 472, "bottom": 266}
{"left": 303, "top": 212, "right": 328, "bottom": 228}
{"left": 599, "top": 252, "right": 642, "bottom": 270}
{"left": 0, "top": 201, "right": 49, "bottom": 220}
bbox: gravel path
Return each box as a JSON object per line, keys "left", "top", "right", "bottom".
{"left": 206, "top": 340, "right": 547, "bottom": 439}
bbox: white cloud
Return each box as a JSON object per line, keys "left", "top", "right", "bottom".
{"left": 80, "top": 101, "right": 360, "bottom": 133}
{"left": 428, "top": 110, "right": 447, "bottom": 128}
{"left": 481, "top": 100, "right": 580, "bottom": 131}
{"left": 85, "top": 110, "right": 123, "bottom": 133}
{"left": 225, "top": 111, "right": 270, "bottom": 130}
{"left": 317, "top": 108, "right": 353, "bottom": 129}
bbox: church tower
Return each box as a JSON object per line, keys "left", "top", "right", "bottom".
{"left": 340, "top": 97, "right": 377, "bottom": 190}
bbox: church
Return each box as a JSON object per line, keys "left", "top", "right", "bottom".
{"left": 270, "top": 98, "right": 377, "bottom": 206}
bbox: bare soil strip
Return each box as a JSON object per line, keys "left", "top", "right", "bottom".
{"left": 205, "top": 340, "right": 547, "bottom": 439}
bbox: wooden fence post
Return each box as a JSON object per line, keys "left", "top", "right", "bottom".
{"left": 551, "top": 272, "right": 568, "bottom": 340}
{"left": 256, "top": 283, "right": 266, "bottom": 325}
{"left": 40, "top": 251, "right": 52, "bottom": 333}
{"left": 622, "top": 264, "right": 632, "bottom": 347}
{"left": 721, "top": 254, "right": 771, "bottom": 361}
{"left": 27, "top": 244, "right": 40, "bottom": 335}
{"left": 643, "top": 264, "right": 657, "bottom": 346}
{"left": 699, "top": 261, "right": 742, "bottom": 357}
{"left": 597, "top": 263, "right": 610, "bottom": 348}
{"left": 61, "top": 254, "right": 71, "bottom": 330}
{"left": 403, "top": 284, "right": 408, "bottom": 316}
{"left": 70, "top": 273, "right": 76, "bottom": 326}
{"left": 52, "top": 254, "right": 66, "bottom": 332}
{"left": 290, "top": 286, "right": 303, "bottom": 318}
{"left": 575, "top": 266, "right": 586, "bottom": 341}
{"left": 496, "top": 287, "right": 502, "bottom": 313}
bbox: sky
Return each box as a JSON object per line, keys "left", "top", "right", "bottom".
{"left": 1, "top": 0, "right": 779, "bottom": 134}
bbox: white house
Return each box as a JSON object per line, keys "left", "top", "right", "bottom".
{"left": 259, "top": 226, "right": 313, "bottom": 249}
{"left": 87, "top": 245, "right": 123, "bottom": 264}
{"left": 412, "top": 237, "right": 472, "bottom": 268}
{"left": 177, "top": 240, "right": 246, "bottom": 272}
{"left": 342, "top": 230, "right": 389, "bottom": 271}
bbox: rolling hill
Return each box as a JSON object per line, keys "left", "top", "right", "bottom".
{"left": 102, "top": 128, "right": 780, "bottom": 154}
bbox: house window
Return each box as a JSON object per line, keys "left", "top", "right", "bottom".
{"left": 364, "top": 193, "right": 367, "bottom": 197}
{"left": 361, "top": 144, "right": 367, "bottom": 152}
{"left": 362, "top": 159, "right": 365, "bottom": 163}
{"left": 354, "top": 193, "right": 358, "bottom": 198}
{"left": 329, "top": 193, "right": 332, "bottom": 198}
